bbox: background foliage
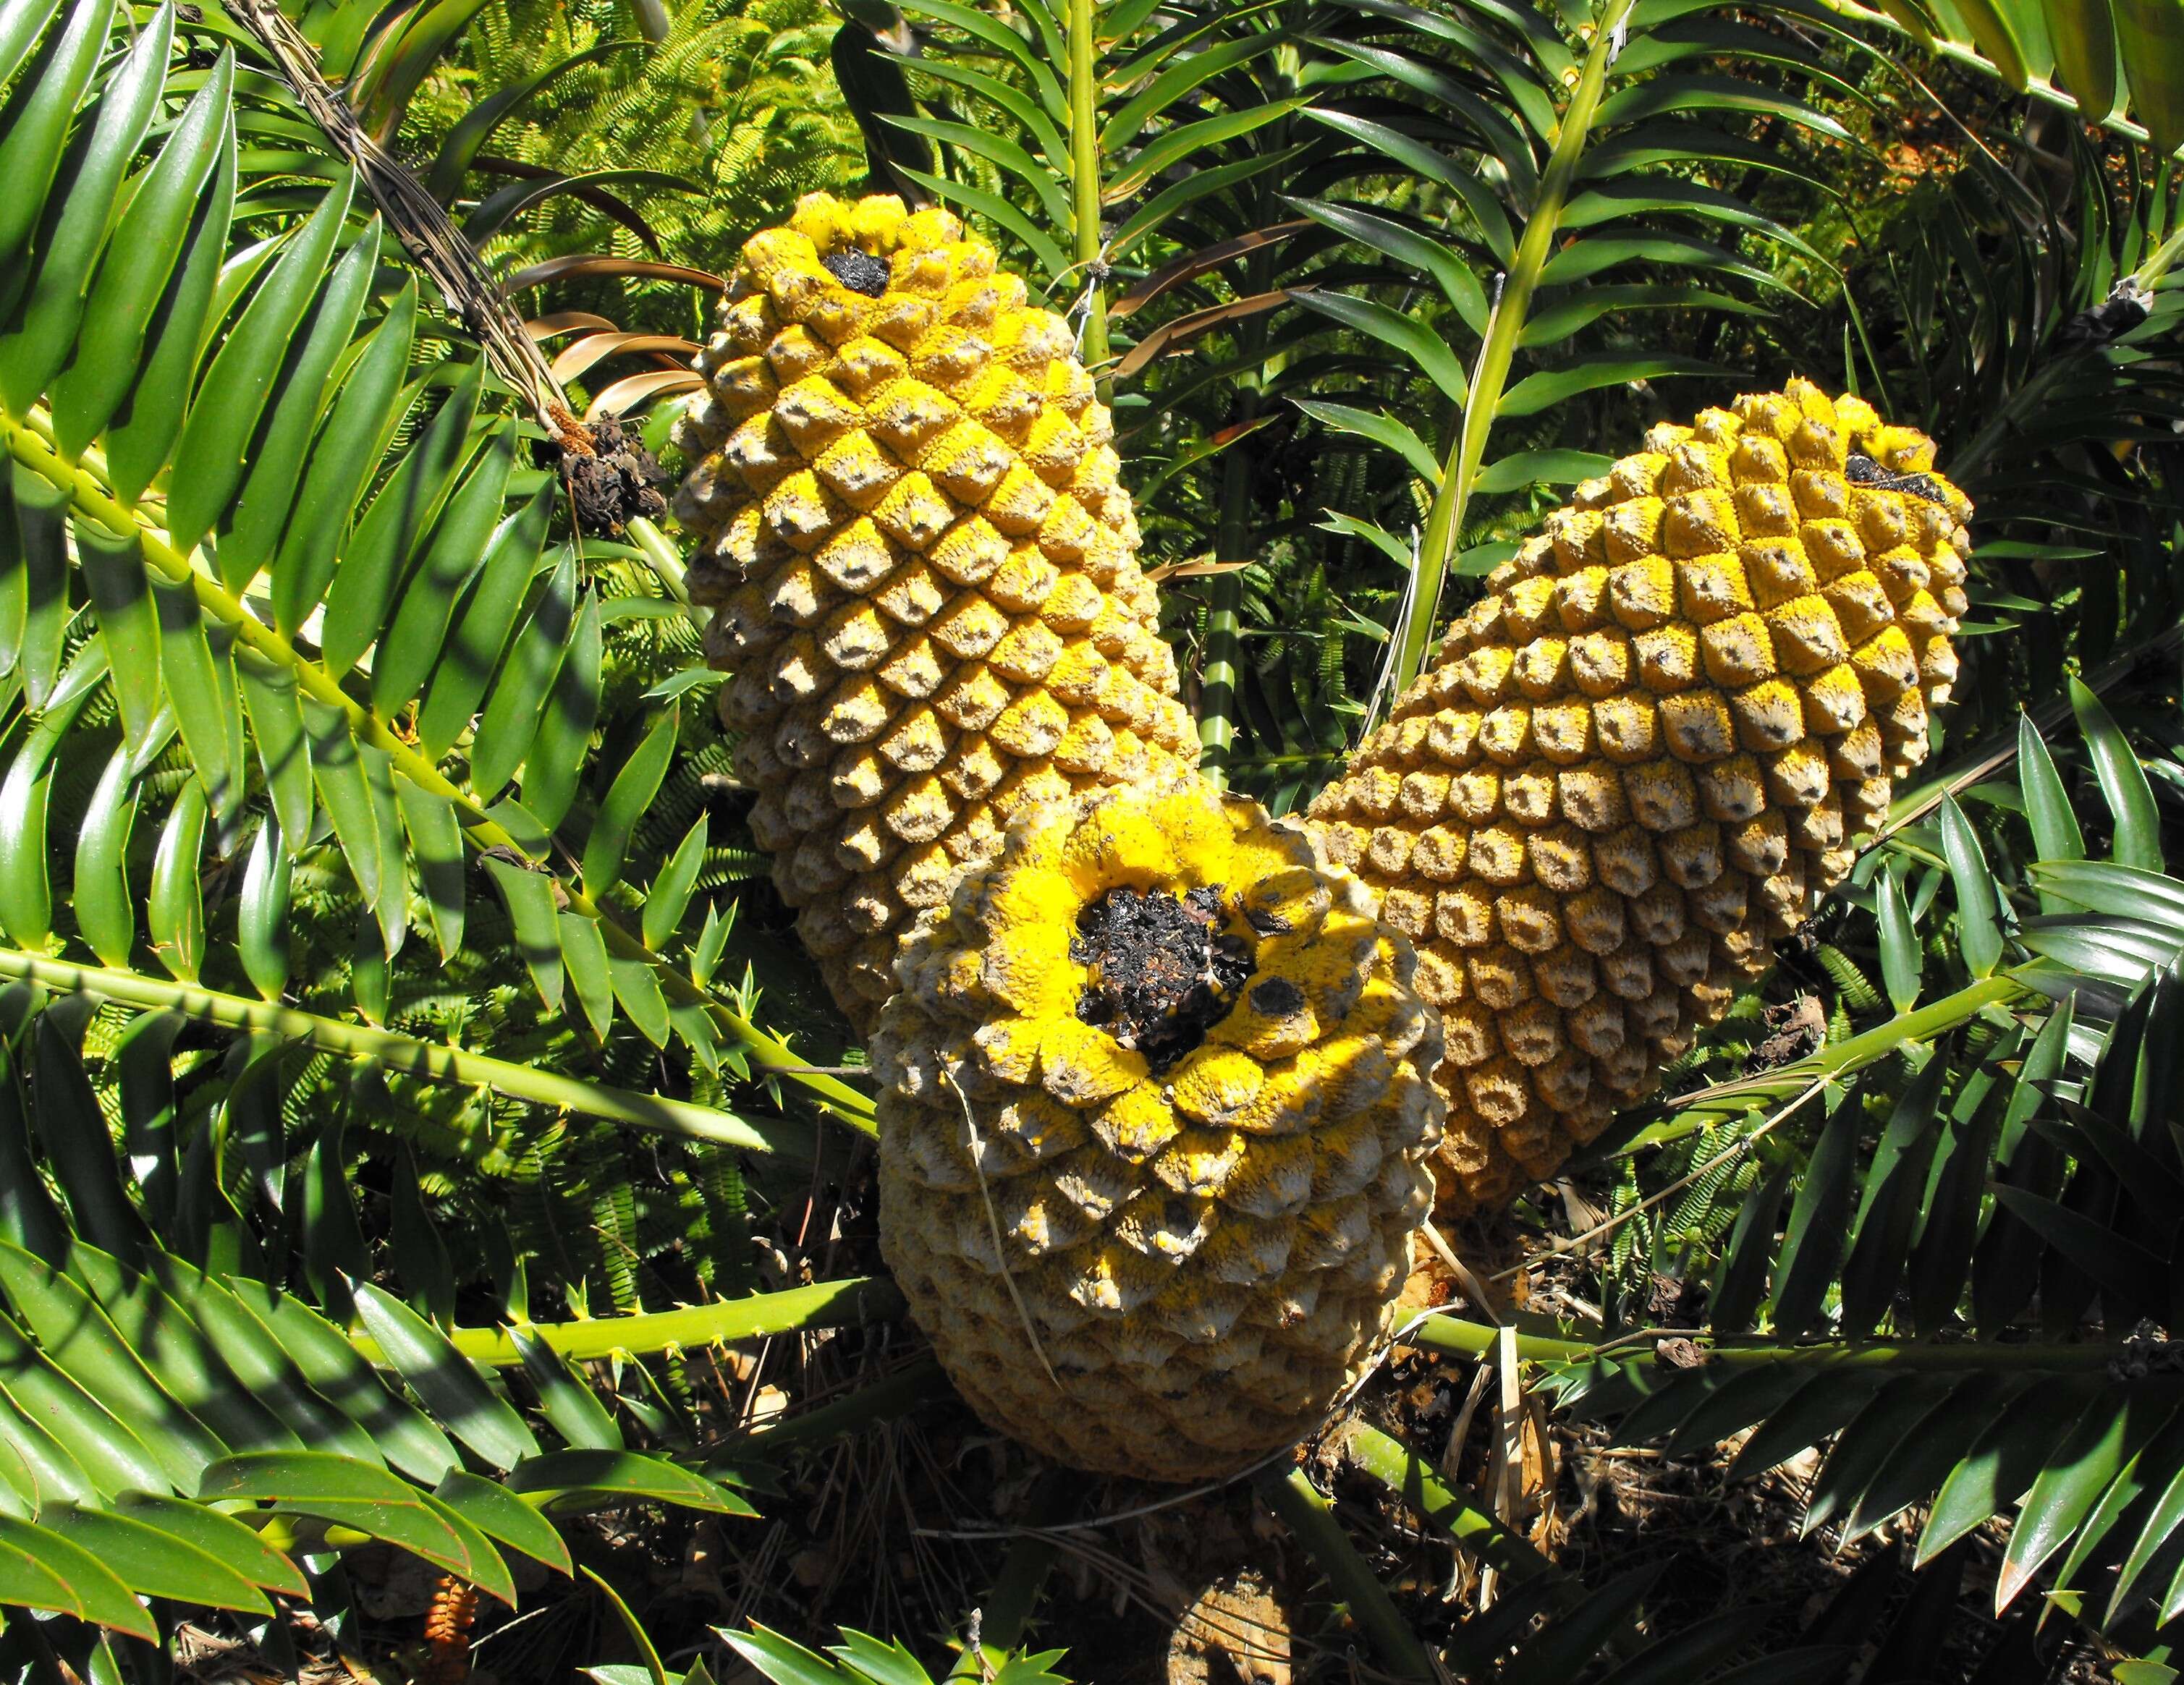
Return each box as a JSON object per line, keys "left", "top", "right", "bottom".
{"left": 0, "top": 0, "right": 2183, "bottom": 1677}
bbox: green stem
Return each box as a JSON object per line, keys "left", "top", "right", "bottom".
{"left": 1395, "top": 0, "right": 1638, "bottom": 696}
{"left": 1222, "top": 748, "right": 1346, "bottom": 773}
{"left": 1343, "top": 1423, "right": 1562, "bottom": 1586}
{"left": 1806, "top": 975, "right": 2024, "bottom": 1071}
{"left": 1196, "top": 71, "right": 1293, "bottom": 784}
{"left": 1, "top": 409, "right": 875, "bottom": 1135}
{"left": 1264, "top": 1467, "right": 1439, "bottom": 1684}
{"left": 1693, "top": 1341, "right": 2164, "bottom": 1370}
{"left": 943, "top": 1468, "right": 1075, "bottom": 1679}
{"left": 711, "top": 1357, "right": 949, "bottom": 1464}
{"left": 1947, "top": 356, "right": 2078, "bottom": 485}
{"left": 627, "top": 514, "right": 692, "bottom": 610}
{"left": 1413, "top": 1313, "right": 2164, "bottom": 1372}
{"left": 1805, "top": 0, "right": 2155, "bottom": 148}
{"left": 1196, "top": 406, "right": 1256, "bottom": 786}
{"left": 1412, "top": 1316, "right": 1600, "bottom": 1365}
{"left": 358, "top": 1276, "right": 907, "bottom": 1366}
{"left": 1607, "top": 974, "right": 2028, "bottom": 1155}
{"left": 0, "top": 947, "right": 789, "bottom": 1149}
{"left": 1067, "top": 0, "right": 1106, "bottom": 370}
{"left": 2136, "top": 222, "right": 2184, "bottom": 292}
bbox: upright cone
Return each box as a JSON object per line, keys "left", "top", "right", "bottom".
{"left": 1310, "top": 381, "right": 1971, "bottom": 1213}
{"left": 876, "top": 779, "right": 1443, "bottom": 1481}
{"left": 674, "top": 194, "right": 1198, "bottom": 1031}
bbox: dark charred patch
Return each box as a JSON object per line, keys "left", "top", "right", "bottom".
{"left": 544, "top": 416, "right": 668, "bottom": 537}
{"left": 1072, "top": 886, "right": 1256, "bottom": 1073}
{"left": 2056, "top": 280, "right": 2151, "bottom": 351}
{"left": 1845, "top": 451, "right": 1949, "bottom": 507}
{"left": 1743, "top": 995, "right": 1826, "bottom": 1074}
{"left": 1247, "top": 977, "right": 1304, "bottom": 1019}
{"left": 821, "top": 249, "right": 892, "bottom": 297}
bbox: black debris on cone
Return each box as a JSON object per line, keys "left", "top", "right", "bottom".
{"left": 1073, "top": 886, "right": 1256, "bottom": 1074}
{"left": 821, "top": 248, "right": 893, "bottom": 297}
{"left": 1845, "top": 452, "right": 1951, "bottom": 507}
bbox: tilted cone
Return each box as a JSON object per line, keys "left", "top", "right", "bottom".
{"left": 673, "top": 193, "right": 1198, "bottom": 1032}
{"left": 876, "top": 780, "right": 1444, "bottom": 1480}
{"left": 1310, "top": 381, "right": 1971, "bottom": 1213}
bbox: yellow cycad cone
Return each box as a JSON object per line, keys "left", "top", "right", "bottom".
{"left": 876, "top": 781, "right": 1444, "bottom": 1480}
{"left": 673, "top": 193, "right": 1198, "bottom": 1031}
{"left": 1310, "top": 380, "right": 1971, "bottom": 1213}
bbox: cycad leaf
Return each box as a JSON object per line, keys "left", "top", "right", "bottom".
{"left": 47, "top": 41, "right": 230, "bottom": 454}
{"left": 0, "top": 0, "right": 64, "bottom": 93}
{"left": 0, "top": 0, "right": 114, "bottom": 280}
{"left": 1837, "top": 1052, "right": 1950, "bottom": 1337}
{"left": 2070, "top": 676, "right": 2162, "bottom": 873}
{"left": 1292, "top": 399, "right": 1441, "bottom": 485}
{"left": 0, "top": 1511, "right": 156, "bottom": 1638}
{"left": 195, "top": 1448, "right": 513, "bottom": 1603}
{"left": 435, "top": 1467, "right": 574, "bottom": 1576}
{"left": 220, "top": 1276, "right": 460, "bottom": 1484}
{"left": 0, "top": 0, "right": 157, "bottom": 406}
{"left": 35, "top": 1501, "right": 271, "bottom": 1613}
{"left": 1299, "top": 289, "right": 1471, "bottom": 404}
{"left": 1876, "top": 864, "right": 1919, "bottom": 1011}
{"left": 5, "top": 460, "right": 67, "bottom": 703}
{"left": 1765, "top": 1094, "right": 1858, "bottom": 1335}
{"left": 151, "top": 1256, "right": 384, "bottom": 1465}
{"left": 520, "top": 587, "right": 603, "bottom": 830}
{"left": 152, "top": 574, "right": 240, "bottom": 816}
{"left": 505, "top": 1448, "right": 755, "bottom": 1516}
{"left": 164, "top": 171, "right": 356, "bottom": 558}
{"left": 0, "top": 1307, "right": 171, "bottom": 1498}
{"left": 372, "top": 423, "right": 517, "bottom": 713}
{"left": 271, "top": 281, "right": 419, "bottom": 635}
{"left": 71, "top": 742, "right": 137, "bottom": 967}
{"left": 1920, "top": 1376, "right": 2091, "bottom": 1563}
{"left": 584, "top": 703, "right": 680, "bottom": 895}
{"left": 512, "top": 1328, "right": 623, "bottom": 1453}
{"left": 321, "top": 355, "right": 486, "bottom": 676}
{"left": 218, "top": 215, "right": 382, "bottom": 587}
{"left": 1844, "top": 1375, "right": 2032, "bottom": 1541}
{"left": 1726, "top": 1370, "right": 1887, "bottom": 1482}
{"left": 0, "top": 1239, "right": 221, "bottom": 1483}
{"left": 487, "top": 856, "right": 565, "bottom": 1013}
{"left": 471, "top": 546, "right": 577, "bottom": 794}
{"left": 111, "top": 1490, "right": 308, "bottom": 1597}
{"left": 351, "top": 1281, "right": 541, "bottom": 1471}
{"left": 1938, "top": 797, "right": 2005, "bottom": 977}
{"left": 1996, "top": 1394, "right": 2172, "bottom": 1611}
{"left": 415, "top": 483, "right": 554, "bottom": 760}
{"left": 561, "top": 911, "right": 614, "bottom": 1041}
{"left": 1804, "top": 1375, "right": 1958, "bottom": 1537}
{"left": 1285, "top": 195, "right": 1488, "bottom": 334}
{"left": 643, "top": 815, "right": 709, "bottom": 952}
{"left": 609, "top": 954, "right": 672, "bottom": 1048}
{"left": 29, "top": 1019, "right": 148, "bottom": 1264}
{"left": 300, "top": 692, "right": 386, "bottom": 913}
{"left": 101, "top": 118, "right": 234, "bottom": 504}
{"left": 1707, "top": 1160, "right": 1790, "bottom": 1335}
{"left": 77, "top": 522, "right": 161, "bottom": 750}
